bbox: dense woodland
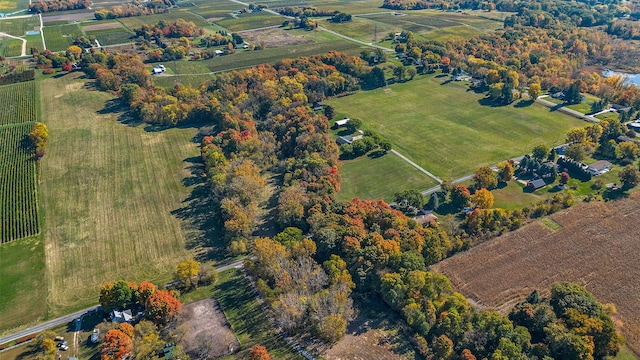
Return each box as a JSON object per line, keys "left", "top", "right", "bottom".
{"left": 94, "top": 0, "right": 175, "bottom": 20}
{"left": 28, "top": 0, "right": 88, "bottom": 14}
{"left": 63, "top": 0, "right": 640, "bottom": 354}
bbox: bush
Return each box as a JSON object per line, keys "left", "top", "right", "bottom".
{"left": 0, "top": 69, "right": 35, "bottom": 85}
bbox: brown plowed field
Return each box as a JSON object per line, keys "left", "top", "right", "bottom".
{"left": 433, "top": 193, "right": 640, "bottom": 355}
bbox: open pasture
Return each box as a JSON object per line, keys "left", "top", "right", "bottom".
{"left": 85, "top": 26, "right": 133, "bottom": 45}
{"left": 214, "top": 12, "right": 284, "bottom": 32}
{"left": 198, "top": 39, "right": 362, "bottom": 73}
{"left": 0, "top": 15, "right": 39, "bottom": 36}
{"left": 326, "top": 74, "right": 584, "bottom": 179}
{"left": 42, "top": 23, "right": 84, "bottom": 51}
{"left": 186, "top": 0, "right": 244, "bottom": 19}
{"left": 0, "top": 0, "right": 28, "bottom": 12}
{"left": 361, "top": 11, "right": 501, "bottom": 34}
{"left": 0, "top": 37, "right": 22, "bottom": 56}
{"left": 337, "top": 152, "right": 438, "bottom": 202}
{"left": 433, "top": 193, "right": 640, "bottom": 355}
{"left": 0, "top": 81, "right": 36, "bottom": 126}
{"left": 118, "top": 10, "right": 209, "bottom": 30}
{"left": 39, "top": 73, "right": 200, "bottom": 316}
{"left": 321, "top": 17, "right": 396, "bottom": 43}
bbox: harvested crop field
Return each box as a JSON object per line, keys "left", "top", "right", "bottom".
{"left": 433, "top": 193, "right": 640, "bottom": 355}
{"left": 179, "top": 298, "right": 239, "bottom": 358}
{"left": 240, "top": 28, "right": 312, "bottom": 48}
{"left": 82, "top": 21, "right": 122, "bottom": 31}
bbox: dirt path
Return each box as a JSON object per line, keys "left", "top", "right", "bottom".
{"left": 0, "top": 31, "right": 27, "bottom": 56}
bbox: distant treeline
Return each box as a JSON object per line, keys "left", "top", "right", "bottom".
{"left": 94, "top": 0, "right": 175, "bottom": 20}
{"left": 29, "top": 0, "right": 89, "bottom": 13}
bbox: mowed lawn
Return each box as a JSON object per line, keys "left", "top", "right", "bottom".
{"left": 338, "top": 152, "right": 438, "bottom": 203}
{"left": 0, "top": 237, "right": 46, "bottom": 333}
{"left": 327, "top": 75, "right": 585, "bottom": 179}
{"left": 40, "top": 74, "right": 199, "bottom": 316}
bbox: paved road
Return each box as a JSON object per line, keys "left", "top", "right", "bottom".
{"left": 536, "top": 97, "right": 598, "bottom": 123}
{"left": 0, "top": 259, "right": 246, "bottom": 347}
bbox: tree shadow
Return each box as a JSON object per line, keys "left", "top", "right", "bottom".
{"left": 97, "top": 99, "right": 145, "bottom": 127}
{"left": 514, "top": 99, "right": 534, "bottom": 108}
{"left": 171, "top": 156, "right": 227, "bottom": 262}
{"left": 435, "top": 74, "right": 448, "bottom": 78}
{"left": 367, "top": 149, "right": 387, "bottom": 159}
{"left": 477, "top": 97, "right": 506, "bottom": 107}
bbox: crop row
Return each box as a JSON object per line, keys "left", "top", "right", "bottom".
{"left": 0, "top": 81, "right": 37, "bottom": 126}
{"left": 0, "top": 123, "right": 40, "bottom": 243}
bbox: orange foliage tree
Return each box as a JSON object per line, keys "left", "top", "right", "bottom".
{"left": 249, "top": 345, "right": 270, "bottom": 360}
{"left": 100, "top": 329, "right": 132, "bottom": 360}
{"left": 145, "top": 289, "right": 181, "bottom": 325}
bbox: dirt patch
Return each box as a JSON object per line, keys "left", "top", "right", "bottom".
{"left": 433, "top": 192, "right": 640, "bottom": 355}
{"left": 179, "top": 298, "right": 239, "bottom": 359}
{"left": 42, "top": 12, "right": 94, "bottom": 23}
{"left": 240, "top": 28, "right": 313, "bottom": 49}
{"left": 314, "top": 296, "right": 418, "bottom": 360}
{"left": 82, "top": 22, "right": 122, "bottom": 31}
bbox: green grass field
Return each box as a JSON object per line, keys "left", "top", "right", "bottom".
{"left": 38, "top": 73, "right": 200, "bottom": 317}
{"left": 321, "top": 17, "right": 396, "bottom": 43}
{"left": 198, "top": 40, "right": 363, "bottom": 72}
{"left": 214, "top": 12, "right": 284, "bottom": 32}
{"left": 42, "top": 23, "right": 84, "bottom": 52}
{"left": 0, "top": 15, "right": 39, "bottom": 36}
{"left": 0, "top": 237, "right": 46, "bottom": 334}
{"left": 118, "top": 10, "right": 209, "bottom": 31}
{"left": 213, "top": 269, "right": 303, "bottom": 360}
{"left": 326, "top": 74, "right": 585, "bottom": 179}
{"left": 85, "top": 27, "right": 134, "bottom": 46}
{"left": 338, "top": 152, "right": 438, "bottom": 202}
{"left": 253, "top": 0, "right": 385, "bottom": 15}
{"left": 0, "top": 38, "right": 22, "bottom": 57}
{"left": 187, "top": 0, "right": 244, "bottom": 18}
{"left": 0, "top": 0, "right": 29, "bottom": 12}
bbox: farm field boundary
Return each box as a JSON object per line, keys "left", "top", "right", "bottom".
{"left": 433, "top": 193, "right": 640, "bottom": 355}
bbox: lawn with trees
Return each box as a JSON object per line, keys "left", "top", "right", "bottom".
{"left": 326, "top": 74, "right": 585, "bottom": 179}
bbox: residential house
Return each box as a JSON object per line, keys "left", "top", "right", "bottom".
{"left": 110, "top": 309, "right": 133, "bottom": 323}
{"left": 336, "top": 134, "right": 363, "bottom": 145}
{"left": 587, "top": 160, "right": 612, "bottom": 176}
{"left": 334, "top": 118, "right": 350, "bottom": 127}
{"left": 527, "top": 178, "right": 547, "bottom": 191}
{"left": 414, "top": 213, "right": 437, "bottom": 225}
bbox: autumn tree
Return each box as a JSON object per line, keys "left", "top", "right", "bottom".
{"left": 497, "top": 161, "right": 514, "bottom": 183}
{"left": 146, "top": 289, "right": 181, "bottom": 325}
{"left": 449, "top": 184, "right": 471, "bottom": 210}
{"left": 133, "top": 320, "right": 164, "bottom": 360}
{"left": 560, "top": 172, "right": 570, "bottom": 186}
{"left": 473, "top": 166, "right": 498, "bottom": 190}
{"left": 29, "top": 122, "right": 48, "bottom": 161}
{"left": 101, "top": 329, "right": 133, "bottom": 360}
{"left": 528, "top": 83, "right": 541, "bottom": 99}
{"left": 615, "top": 141, "right": 640, "bottom": 161}
{"left": 565, "top": 127, "right": 588, "bottom": 144}
{"left": 249, "top": 345, "right": 270, "bottom": 360}
{"left": 33, "top": 330, "right": 57, "bottom": 360}
{"left": 175, "top": 259, "right": 201, "bottom": 290}
{"left": 99, "top": 280, "right": 136, "bottom": 312}
{"left": 471, "top": 188, "right": 494, "bottom": 209}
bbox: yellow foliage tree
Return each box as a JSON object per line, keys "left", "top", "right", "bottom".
{"left": 175, "top": 259, "right": 201, "bottom": 289}
{"left": 471, "top": 188, "right": 494, "bottom": 209}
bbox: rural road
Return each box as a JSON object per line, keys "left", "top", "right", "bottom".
{"left": 0, "top": 31, "right": 27, "bottom": 56}
{"left": 391, "top": 149, "right": 443, "bottom": 183}
{"left": 536, "top": 97, "right": 598, "bottom": 122}
{"left": 0, "top": 258, "right": 246, "bottom": 347}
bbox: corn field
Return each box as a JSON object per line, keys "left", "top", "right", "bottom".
{"left": 0, "top": 80, "right": 39, "bottom": 243}
{"left": 0, "top": 81, "right": 37, "bottom": 126}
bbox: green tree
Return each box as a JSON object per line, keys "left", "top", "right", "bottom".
{"left": 564, "top": 143, "right": 586, "bottom": 162}
{"left": 394, "top": 189, "right": 423, "bottom": 213}
{"left": 615, "top": 141, "right": 640, "bottom": 160}
{"left": 323, "top": 104, "right": 335, "bottom": 120}
{"left": 531, "top": 144, "right": 550, "bottom": 161}
{"left": 564, "top": 81, "right": 583, "bottom": 104}
{"left": 619, "top": 165, "right": 640, "bottom": 190}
